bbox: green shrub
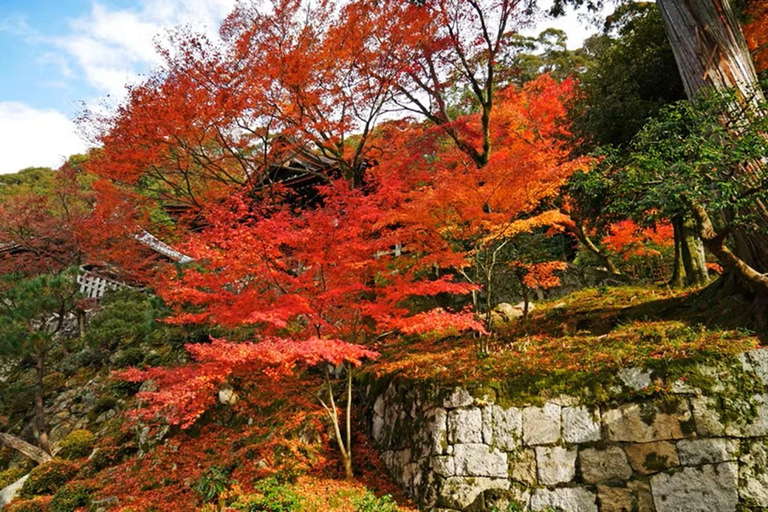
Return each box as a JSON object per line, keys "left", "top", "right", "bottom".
{"left": 6, "top": 496, "right": 50, "bottom": 512}
{"left": 112, "top": 347, "right": 144, "bottom": 368}
{"left": 20, "top": 459, "right": 78, "bottom": 497}
{"left": 192, "top": 465, "right": 231, "bottom": 502}
{"left": 0, "top": 467, "right": 27, "bottom": 488}
{"left": 49, "top": 483, "right": 92, "bottom": 512}
{"left": 57, "top": 430, "right": 96, "bottom": 460}
{"left": 353, "top": 491, "right": 398, "bottom": 512}
{"left": 92, "top": 396, "right": 117, "bottom": 415}
{"left": 230, "top": 477, "right": 302, "bottom": 512}
{"left": 42, "top": 372, "right": 66, "bottom": 392}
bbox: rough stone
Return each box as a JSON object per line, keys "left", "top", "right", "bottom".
{"left": 523, "top": 403, "right": 561, "bottom": 446}
{"left": 725, "top": 393, "right": 768, "bottom": 437}
{"left": 618, "top": 367, "right": 652, "bottom": 391}
{"left": 747, "top": 347, "right": 768, "bottom": 384}
{"left": 690, "top": 395, "right": 725, "bottom": 436}
{"left": 563, "top": 406, "right": 601, "bottom": 444}
{"left": 624, "top": 441, "right": 679, "bottom": 475}
{"left": 739, "top": 440, "right": 768, "bottom": 507}
{"left": 0, "top": 475, "right": 28, "bottom": 507}
{"left": 677, "top": 438, "right": 739, "bottom": 466}
{"left": 448, "top": 409, "right": 483, "bottom": 444}
{"left": 603, "top": 399, "right": 692, "bottom": 442}
{"left": 491, "top": 405, "right": 522, "bottom": 451}
{"left": 452, "top": 444, "right": 508, "bottom": 478}
{"left": 509, "top": 449, "right": 537, "bottom": 486}
{"left": 481, "top": 406, "right": 493, "bottom": 444}
{"left": 597, "top": 481, "right": 654, "bottom": 512}
{"left": 431, "top": 455, "right": 455, "bottom": 477}
{"left": 579, "top": 446, "right": 632, "bottom": 483}
{"left": 536, "top": 445, "right": 577, "bottom": 485}
{"left": 218, "top": 384, "right": 238, "bottom": 405}
{"left": 530, "top": 487, "right": 598, "bottom": 512}
{"left": 429, "top": 408, "right": 448, "bottom": 454}
{"left": 444, "top": 388, "right": 474, "bottom": 409}
{"left": 439, "top": 477, "right": 509, "bottom": 510}
{"left": 650, "top": 462, "right": 738, "bottom": 512}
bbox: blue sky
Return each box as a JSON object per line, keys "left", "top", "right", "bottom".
{"left": 0, "top": 0, "right": 604, "bottom": 174}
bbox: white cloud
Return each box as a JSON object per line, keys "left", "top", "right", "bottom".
{"left": 0, "top": 102, "right": 88, "bottom": 174}
{"left": 56, "top": 0, "right": 237, "bottom": 98}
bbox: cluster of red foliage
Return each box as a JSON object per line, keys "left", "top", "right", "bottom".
{"left": 744, "top": 1, "right": 768, "bottom": 73}
{"left": 603, "top": 219, "right": 674, "bottom": 260}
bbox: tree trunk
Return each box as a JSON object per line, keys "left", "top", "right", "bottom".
{"left": 670, "top": 217, "right": 686, "bottom": 288}
{"left": 680, "top": 214, "right": 710, "bottom": 286}
{"left": 0, "top": 433, "right": 52, "bottom": 464}
{"left": 656, "top": 0, "right": 764, "bottom": 102}
{"left": 658, "top": 0, "right": 768, "bottom": 286}
{"left": 34, "top": 355, "right": 50, "bottom": 455}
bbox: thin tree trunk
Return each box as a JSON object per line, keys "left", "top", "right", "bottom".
{"left": 670, "top": 216, "right": 687, "bottom": 288}
{"left": 34, "top": 354, "right": 50, "bottom": 455}
{"left": 680, "top": 213, "right": 710, "bottom": 286}
{"left": 0, "top": 433, "right": 52, "bottom": 464}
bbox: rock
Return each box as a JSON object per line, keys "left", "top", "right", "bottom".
{"left": 677, "top": 438, "right": 739, "bottom": 466}
{"left": 448, "top": 409, "right": 483, "bottom": 444}
{"left": 624, "top": 441, "right": 679, "bottom": 475}
{"left": 482, "top": 486, "right": 531, "bottom": 512}
{"left": 89, "top": 496, "right": 119, "bottom": 512}
{"left": 530, "top": 487, "right": 598, "bottom": 512}
{"left": 669, "top": 379, "right": 698, "bottom": 394}
{"left": 739, "top": 440, "right": 768, "bottom": 507}
{"left": 618, "top": 367, "right": 653, "bottom": 391}
{"left": 509, "top": 448, "right": 537, "bottom": 486}
{"left": 491, "top": 405, "right": 522, "bottom": 451}
{"left": 579, "top": 446, "right": 632, "bottom": 483}
{"left": 494, "top": 302, "right": 524, "bottom": 320}
{"left": 452, "top": 444, "right": 508, "bottom": 478}
{"left": 535, "top": 446, "right": 577, "bottom": 485}
{"left": 562, "top": 406, "right": 601, "bottom": 444}
{"left": 746, "top": 348, "right": 768, "bottom": 384}
{"left": 0, "top": 474, "right": 28, "bottom": 507}
{"left": 650, "top": 462, "right": 738, "bottom": 512}
{"left": 439, "top": 476, "right": 509, "bottom": 509}
{"left": 444, "top": 388, "right": 474, "bottom": 409}
{"left": 690, "top": 395, "right": 726, "bottom": 436}
{"left": 597, "top": 481, "right": 654, "bottom": 512}
{"left": 373, "top": 394, "right": 386, "bottom": 417}
{"left": 603, "top": 399, "right": 693, "bottom": 442}
{"left": 431, "top": 455, "right": 455, "bottom": 477}
{"left": 372, "top": 414, "right": 385, "bottom": 442}
{"left": 429, "top": 408, "right": 449, "bottom": 454}
{"left": 523, "top": 403, "right": 561, "bottom": 445}
{"left": 725, "top": 393, "right": 768, "bottom": 437}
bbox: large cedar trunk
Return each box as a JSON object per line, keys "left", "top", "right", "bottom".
{"left": 657, "top": 0, "right": 768, "bottom": 288}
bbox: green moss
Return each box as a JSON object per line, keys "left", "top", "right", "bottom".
{"left": 643, "top": 452, "right": 671, "bottom": 472}
{"left": 57, "top": 430, "right": 96, "bottom": 460}
{"left": 0, "top": 467, "right": 27, "bottom": 488}
{"left": 20, "top": 459, "right": 78, "bottom": 497}
{"left": 49, "top": 483, "right": 92, "bottom": 512}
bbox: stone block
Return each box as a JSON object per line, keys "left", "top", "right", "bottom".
{"left": 448, "top": 408, "right": 483, "bottom": 444}
{"left": 597, "top": 481, "right": 654, "bottom": 512}
{"left": 523, "top": 402, "right": 561, "bottom": 446}
{"left": 439, "top": 476, "right": 509, "bottom": 510}
{"left": 563, "top": 406, "right": 601, "bottom": 444}
{"left": 690, "top": 395, "right": 725, "bottom": 436}
{"left": 650, "top": 462, "right": 738, "bottom": 512}
{"left": 624, "top": 441, "right": 679, "bottom": 475}
{"left": 725, "top": 393, "right": 768, "bottom": 437}
{"left": 443, "top": 387, "right": 473, "bottom": 408}
{"left": 429, "top": 407, "right": 448, "bottom": 454}
{"left": 452, "top": 443, "right": 508, "bottom": 478}
{"left": 491, "top": 405, "right": 522, "bottom": 451}
{"left": 747, "top": 347, "right": 768, "bottom": 384}
{"left": 530, "top": 487, "right": 598, "bottom": 512}
{"left": 603, "top": 399, "right": 693, "bottom": 442}
{"left": 677, "top": 438, "right": 739, "bottom": 466}
{"left": 739, "top": 440, "right": 768, "bottom": 507}
{"left": 618, "top": 367, "right": 652, "bottom": 391}
{"left": 579, "top": 446, "right": 632, "bottom": 483}
{"left": 431, "top": 455, "right": 455, "bottom": 477}
{"left": 536, "top": 445, "right": 577, "bottom": 485}
{"left": 509, "top": 448, "right": 537, "bottom": 486}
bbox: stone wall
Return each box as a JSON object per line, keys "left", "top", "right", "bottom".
{"left": 368, "top": 348, "right": 768, "bottom": 511}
